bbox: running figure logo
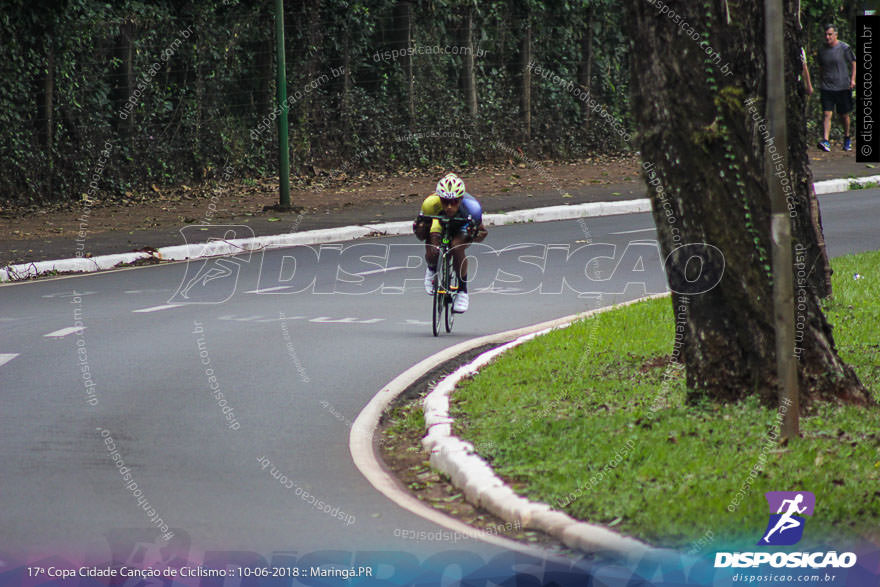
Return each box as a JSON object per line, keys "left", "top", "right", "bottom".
{"left": 759, "top": 491, "right": 815, "bottom": 546}
{"left": 168, "top": 225, "right": 259, "bottom": 304}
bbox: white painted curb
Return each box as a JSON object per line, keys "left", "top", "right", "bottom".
{"left": 0, "top": 225, "right": 376, "bottom": 283}
{"left": 349, "top": 311, "right": 607, "bottom": 557}
{"left": 483, "top": 199, "right": 652, "bottom": 225}
{"left": 350, "top": 293, "right": 680, "bottom": 561}
{"left": 420, "top": 295, "right": 668, "bottom": 559}
{"left": 0, "top": 200, "right": 649, "bottom": 283}
{"left": 1, "top": 176, "right": 863, "bottom": 282}
{"left": 813, "top": 174, "right": 880, "bottom": 195}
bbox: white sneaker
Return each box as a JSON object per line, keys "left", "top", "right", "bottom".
{"left": 453, "top": 291, "right": 469, "bottom": 313}
{"left": 424, "top": 267, "right": 436, "bottom": 295}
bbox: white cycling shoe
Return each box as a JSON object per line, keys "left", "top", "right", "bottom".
{"left": 425, "top": 268, "right": 436, "bottom": 295}
{"left": 453, "top": 292, "right": 469, "bottom": 313}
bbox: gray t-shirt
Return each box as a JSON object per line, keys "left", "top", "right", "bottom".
{"left": 818, "top": 42, "right": 856, "bottom": 91}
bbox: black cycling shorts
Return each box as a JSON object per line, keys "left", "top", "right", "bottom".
{"left": 820, "top": 89, "right": 853, "bottom": 114}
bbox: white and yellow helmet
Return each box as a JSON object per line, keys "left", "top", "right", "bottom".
{"left": 436, "top": 173, "right": 465, "bottom": 200}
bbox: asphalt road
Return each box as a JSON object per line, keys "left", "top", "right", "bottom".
{"left": 1, "top": 190, "right": 878, "bottom": 582}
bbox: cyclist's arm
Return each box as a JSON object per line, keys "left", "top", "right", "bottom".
{"left": 420, "top": 194, "right": 443, "bottom": 216}
{"left": 413, "top": 194, "right": 442, "bottom": 240}
{"left": 471, "top": 222, "right": 488, "bottom": 242}
{"left": 461, "top": 194, "right": 486, "bottom": 242}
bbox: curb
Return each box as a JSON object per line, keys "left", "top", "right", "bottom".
{"left": 421, "top": 295, "right": 668, "bottom": 559}
{"left": 1, "top": 199, "right": 650, "bottom": 283}
{"left": 812, "top": 174, "right": 880, "bottom": 195}
{"left": 350, "top": 294, "right": 676, "bottom": 562}
{"left": 348, "top": 312, "right": 595, "bottom": 558}
{"left": 1, "top": 176, "right": 865, "bottom": 283}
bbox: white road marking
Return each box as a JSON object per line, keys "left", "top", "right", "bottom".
{"left": 473, "top": 286, "right": 522, "bottom": 294}
{"left": 41, "top": 290, "right": 98, "bottom": 299}
{"left": 0, "top": 353, "right": 19, "bottom": 367}
{"left": 404, "top": 320, "right": 431, "bottom": 326}
{"left": 218, "top": 314, "right": 268, "bottom": 322}
{"left": 245, "top": 286, "right": 293, "bottom": 293}
{"left": 610, "top": 228, "right": 656, "bottom": 235}
{"left": 132, "top": 304, "right": 184, "bottom": 313}
{"left": 44, "top": 326, "right": 85, "bottom": 338}
{"left": 124, "top": 289, "right": 172, "bottom": 294}
{"left": 309, "top": 317, "right": 384, "bottom": 324}
{"left": 499, "top": 244, "right": 539, "bottom": 251}
{"left": 353, "top": 265, "right": 407, "bottom": 277}
{"left": 217, "top": 314, "right": 382, "bottom": 324}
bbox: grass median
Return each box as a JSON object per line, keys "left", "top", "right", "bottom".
{"left": 450, "top": 250, "right": 880, "bottom": 551}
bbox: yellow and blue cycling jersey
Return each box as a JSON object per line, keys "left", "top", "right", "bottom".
{"left": 420, "top": 193, "right": 483, "bottom": 234}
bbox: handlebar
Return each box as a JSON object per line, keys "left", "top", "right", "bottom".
{"left": 420, "top": 214, "right": 474, "bottom": 224}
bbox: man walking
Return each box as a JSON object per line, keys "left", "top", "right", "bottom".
{"left": 816, "top": 24, "right": 856, "bottom": 151}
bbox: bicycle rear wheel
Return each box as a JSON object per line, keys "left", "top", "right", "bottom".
{"left": 432, "top": 257, "right": 445, "bottom": 336}
{"left": 445, "top": 263, "right": 457, "bottom": 333}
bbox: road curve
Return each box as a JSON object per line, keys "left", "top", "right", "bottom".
{"left": 0, "top": 190, "right": 878, "bottom": 584}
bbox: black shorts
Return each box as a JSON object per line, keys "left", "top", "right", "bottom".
{"left": 820, "top": 89, "right": 853, "bottom": 114}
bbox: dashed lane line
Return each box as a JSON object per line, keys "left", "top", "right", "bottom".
{"left": 353, "top": 265, "right": 408, "bottom": 277}
{"left": 609, "top": 227, "right": 656, "bottom": 235}
{"left": 245, "top": 286, "right": 292, "bottom": 294}
{"left": 132, "top": 304, "right": 184, "bottom": 313}
{"left": 43, "top": 327, "right": 86, "bottom": 338}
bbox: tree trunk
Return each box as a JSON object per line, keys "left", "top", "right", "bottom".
{"left": 520, "top": 9, "right": 531, "bottom": 141}
{"left": 393, "top": 1, "right": 415, "bottom": 126}
{"left": 794, "top": 9, "right": 833, "bottom": 298}
{"left": 626, "top": 0, "right": 871, "bottom": 407}
{"left": 42, "top": 44, "right": 54, "bottom": 150}
{"left": 40, "top": 40, "right": 54, "bottom": 198}
{"left": 463, "top": 7, "right": 478, "bottom": 119}
{"left": 808, "top": 187, "right": 833, "bottom": 296}
{"left": 301, "top": 0, "right": 323, "bottom": 165}
{"left": 578, "top": 8, "right": 594, "bottom": 130}
{"left": 342, "top": 24, "right": 353, "bottom": 141}
{"left": 193, "top": 26, "right": 204, "bottom": 178}
{"left": 255, "top": 36, "right": 273, "bottom": 120}
{"left": 342, "top": 25, "right": 352, "bottom": 110}
{"left": 122, "top": 21, "right": 135, "bottom": 138}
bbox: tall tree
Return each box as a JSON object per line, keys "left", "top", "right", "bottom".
{"left": 393, "top": 0, "right": 415, "bottom": 125}
{"left": 577, "top": 5, "right": 594, "bottom": 130}
{"left": 626, "top": 0, "right": 872, "bottom": 406}
{"left": 462, "top": 5, "right": 478, "bottom": 119}
{"left": 519, "top": 2, "right": 531, "bottom": 140}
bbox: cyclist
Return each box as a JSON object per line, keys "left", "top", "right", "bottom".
{"left": 413, "top": 173, "right": 488, "bottom": 313}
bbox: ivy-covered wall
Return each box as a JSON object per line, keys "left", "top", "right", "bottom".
{"left": 0, "top": 0, "right": 851, "bottom": 205}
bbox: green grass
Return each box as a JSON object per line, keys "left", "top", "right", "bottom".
{"left": 820, "top": 254, "right": 880, "bottom": 392}
{"left": 849, "top": 180, "right": 880, "bottom": 190}
{"left": 451, "top": 250, "right": 880, "bottom": 551}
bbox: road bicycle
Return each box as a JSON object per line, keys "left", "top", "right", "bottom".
{"left": 423, "top": 215, "right": 461, "bottom": 336}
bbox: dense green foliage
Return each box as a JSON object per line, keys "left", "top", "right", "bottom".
{"left": 0, "top": 0, "right": 630, "bottom": 204}
{"left": 0, "top": 0, "right": 855, "bottom": 204}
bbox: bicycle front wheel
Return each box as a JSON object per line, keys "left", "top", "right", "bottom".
{"left": 432, "top": 277, "right": 443, "bottom": 337}
{"left": 445, "top": 265, "right": 457, "bottom": 333}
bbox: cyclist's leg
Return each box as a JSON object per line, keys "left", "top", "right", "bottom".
{"left": 450, "top": 233, "right": 470, "bottom": 293}
{"left": 423, "top": 221, "right": 443, "bottom": 294}
{"left": 425, "top": 233, "right": 441, "bottom": 270}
